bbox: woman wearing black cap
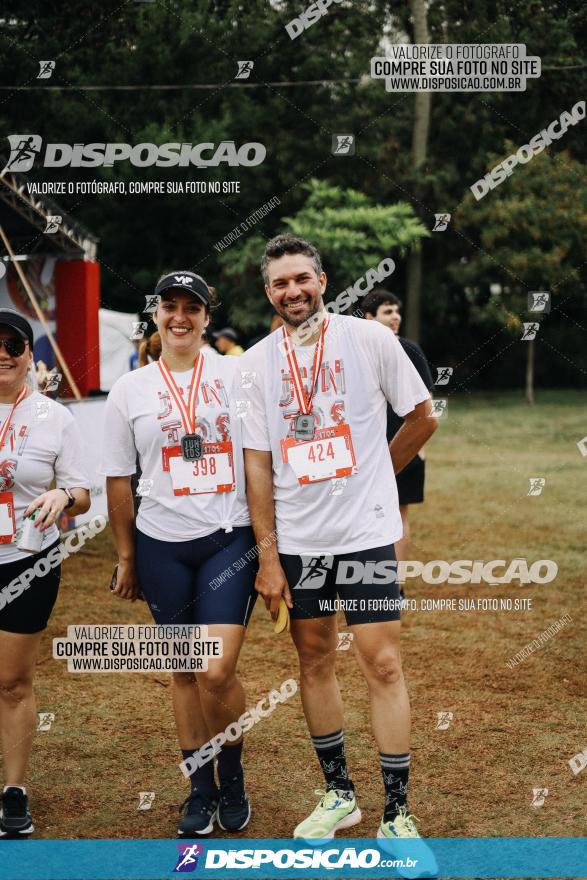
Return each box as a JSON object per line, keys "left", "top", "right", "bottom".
{"left": 101, "top": 272, "right": 258, "bottom": 838}
{"left": 0, "top": 309, "right": 91, "bottom": 837}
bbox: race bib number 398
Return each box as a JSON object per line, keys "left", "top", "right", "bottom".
{"left": 162, "top": 442, "right": 235, "bottom": 495}
{"left": 281, "top": 424, "right": 357, "bottom": 485}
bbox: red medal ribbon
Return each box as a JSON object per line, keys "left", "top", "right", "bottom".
{"left": 0, "top": 385, "right": 28, "bottom": 452}
{"left": 282, "top": 317, "right": 329, "bottom": 416}
{"left": 157, "top": 354, "right": 204, "bottom": 435}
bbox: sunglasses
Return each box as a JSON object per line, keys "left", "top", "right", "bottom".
{"left": 0, "top": 337, "right": 28, "bottom": 357}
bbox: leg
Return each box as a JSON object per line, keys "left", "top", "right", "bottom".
{"left": 350, "top": 620, "right": 411, "bottom": 821}
{"left": 136, "top": 531, "right": 211, "bottom": 751}
{"left": 195, "top": 625, "right": 250, "bottom": 832}
{"left": 282, "top": 551, "right": 350, "bottom": 786}
{"left": 356, "top": 627, "right": 435, "bottom": 871}
{"left": 136, "top": 532, "right": 214, "bottom": 795}
{"left": 195, "top": 625, "right": 247, "bottom": 747}
{"left": 172, "top": 672, "right": 211, "bottom": 751}
{"left": 290, "top": 616, "right": 354, "bottom": 793}
{"left": 289, "top": 616, "right": 361, "bottom": 838}
{"left": 191, "top": 526, "right": 258, "bottom": 771}
{"left": 187, "top": 528, "right": 258, "bottom": 832}
{"left": 290, "top": 616, "right": 342, "bottom": 736}
{"left": 0, "top": 631, "right": 42, "bottom": 786}
{"left": 350, "top": 620, "right": 409, "bottom": 753}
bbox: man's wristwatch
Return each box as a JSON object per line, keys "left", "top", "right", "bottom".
{"left": 60, "top": 488, "right": 75, "bottom": 509}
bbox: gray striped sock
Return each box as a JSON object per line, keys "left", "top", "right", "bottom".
{"left": 380, "top": 752, "right": 410, "bottom": 819}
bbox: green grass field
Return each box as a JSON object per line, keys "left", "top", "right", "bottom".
{"left": 26, "top": 389, "right": 586, "bottom": 841}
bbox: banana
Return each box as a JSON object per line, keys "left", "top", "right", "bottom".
{"left": 274, "top": 598, "right": 290, "bottom": 634}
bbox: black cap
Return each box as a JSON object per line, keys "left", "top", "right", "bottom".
{"left": 154, "top": 271, "right": 211, "bottom": 308}
{"left": 0, "top": 309, "right": 34, "bottom": 348}
{"left": 213, "top": 327, "right": 238, "bottom": 342}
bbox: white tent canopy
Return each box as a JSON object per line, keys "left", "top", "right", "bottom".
{"left": 99, "top": 307, "right": 139, "bottom": 391}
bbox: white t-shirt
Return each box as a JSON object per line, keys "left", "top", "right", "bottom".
{"left": 0, "top": 391, "right": 91, "bottom": 564}
{"left": 236, "top": 314, "right": 431, "bottom": 555}
{"left": 99, "top": 354, "right": 250, "bottom": 542}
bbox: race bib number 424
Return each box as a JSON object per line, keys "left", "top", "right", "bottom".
{"left": 281, "top": 424, "right": 357, "bottom": 485}
{"left": 162, "top": 442, "right": 235, "bottom": 495}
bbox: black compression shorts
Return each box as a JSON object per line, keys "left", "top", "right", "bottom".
{"left": 136, "top": 526, "right": 258, "bottom": 626}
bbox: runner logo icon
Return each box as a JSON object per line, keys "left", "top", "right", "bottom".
{"left": 3, "top": 135, "right": 42, "bottom": 173}
{"left": 332, "top": 134, "right": 355, "bottom": 155}
{"left": 521, "top": 322, "right": 539, "bottom": 341}
{"left": 531, "top": 787, "right": 548, "bottom": 807}
{"left": 235, "top": 61, "right": 254, "bottom": 79}
{"left": 433, "top": 213, "right": 451, "bottom": 231}
{"left": 44, "top": 215, "right": 62, "bottom": 233}
{"left": 137, "top": 791, "right": 155, "bottom": 810}
{"left": 528, "top": 291, "right": 551, "bottom": 313}
{"left": 435, "top": 711, "right": 453, "bottom": 730}
{"left": 435, "top": 366, "right": 453, "bottom": 385}
{"left": 295, "top": 555, "right": 334, "bottom": 589}
{"left": 37, "top": 712, "right": 55, "bottom": 731}
{"left": 37, "top": 61, "right": 55, "bottom": 79}
{"left": 527, "top": 477, "right": 545, "bottom": 496}
{"left": 144, "top": 294, "right": 161, "bottom": 313}
{"left": 130, "top": 321, "right": 148, "bottom": 340}
{"left": 174, "top": 843, "right": 203, "bottom": 872}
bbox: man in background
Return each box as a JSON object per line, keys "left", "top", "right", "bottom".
{"left": 361, "top": 290, "right": 434, "bottom": 583}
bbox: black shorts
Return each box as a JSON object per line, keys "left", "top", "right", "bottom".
{"left": 0, "top": 541, "right": 61, "bottom": 634}
{"left": 396, "top": 454, "right": 425, "bottom": 505}
{"left": 280, "top": 543, "right": 401, "bottom": 625}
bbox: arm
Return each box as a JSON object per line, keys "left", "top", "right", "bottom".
{"left": 399, "top": 339, "right": 435, "bottom": 461}
{"left": 106, "top": 475, "right": 140, "bottom": 601}
{"left": 26, "top": 408, "right": 92, "bottom": 529}
{"left": 66, "top": 487, "right": 91, "bottom": 516}
{"left": 390, "top": 398, "right": 437, "bottom": 476}
{"left": 244, "top": 448, "right": 292, "bottom": 618}
{"left": 99, "top": 380, "right": 141, "bottom": 600}
{"left": 368, "top": 324, "right": 438, "bottom": 475}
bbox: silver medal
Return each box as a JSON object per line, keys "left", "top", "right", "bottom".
{"left": 294, "top": 413, "right": 315, "bottom": 441}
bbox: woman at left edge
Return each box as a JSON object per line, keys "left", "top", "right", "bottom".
{"left": 0, "top": 308, "right": 91, "bottom": 837}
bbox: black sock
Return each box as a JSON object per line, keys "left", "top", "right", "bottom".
{"left": 380, "top": 752, "right": 410, "bottom": 820}
{"left": 217, "top": 741, "right": 243, "bottom": 783}
{"left": 312, "top": 730, "right": 354, "bottom": 793}
{"left": 181, "top": 749, "right": 217, "bottom": 796}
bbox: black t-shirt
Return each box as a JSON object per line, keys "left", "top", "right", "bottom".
{"left": 387, "top": 337, "right": 434, "bottom": 441}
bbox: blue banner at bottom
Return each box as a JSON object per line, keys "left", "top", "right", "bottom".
{"left": 0, "top": 838, "right": 586, "bottom": 879}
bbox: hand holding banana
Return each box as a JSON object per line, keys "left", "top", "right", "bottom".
{"left": 273, "top": 598, "right": 290, "bottom": 635}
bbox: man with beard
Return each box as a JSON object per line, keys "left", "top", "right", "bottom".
{"left": 237, "top": 235, "right": 438, "bottom": 868}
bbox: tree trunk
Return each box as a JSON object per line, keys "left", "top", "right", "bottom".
{"left": 404, "top": 0, "right": 431, "bottom": 343}
{"left": 525, "top": 338, "right": 535, "bottom": 405}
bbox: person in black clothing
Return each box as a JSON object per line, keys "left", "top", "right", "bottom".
{"left": 362, "top": 289, "right": 434, "bottom": 579}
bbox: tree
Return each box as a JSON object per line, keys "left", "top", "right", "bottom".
{"left": 455, "top": 145, "right": 587, "bottom": 402}
{"left": 218, "top": 178, "right": 429, "bottom": 331}
{"left": 404, "top": 0, "right": 432, "bottom": 343}
{"left": 0, "top": 0, "right": 390, "bottom": 311}
{"left": 377, "top": 0, "right": 587, "bottom": 380}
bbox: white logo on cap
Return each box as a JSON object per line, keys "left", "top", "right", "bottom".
{"left": 174, "top": 275, "right": 193, "bottom": 286}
